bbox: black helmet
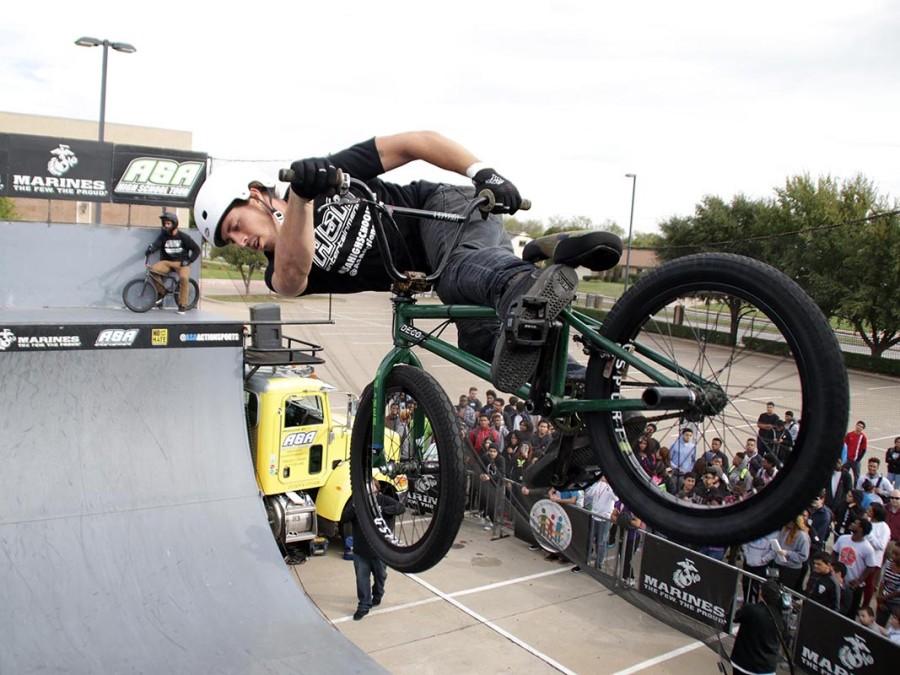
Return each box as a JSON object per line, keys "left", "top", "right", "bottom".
{"left": 160, "top": 211, "right": 179, "bottom": 228}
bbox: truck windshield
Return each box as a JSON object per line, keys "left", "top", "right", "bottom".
{"left": 284, "top": 395, "right": 324, "bottom": 428}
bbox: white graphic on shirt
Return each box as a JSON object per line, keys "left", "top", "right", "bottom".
{"left": 314, "top": 201, "right": 376, "bottom": 276}
{"left": 315, "top": 201, "right": 357, "bottom": 270}
{"left": 164, "top": 239, "right": 184, "bottom": 256}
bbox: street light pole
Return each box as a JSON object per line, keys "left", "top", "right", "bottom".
{"left": 624, "top": 173, "right": 637, "bottom": 292}
{"left": 75, "top": 36, "right": 136, "bottom": 223}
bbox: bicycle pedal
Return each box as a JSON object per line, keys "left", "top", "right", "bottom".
{"left": 504, "top": 296, "right": 551, "bottom": 347}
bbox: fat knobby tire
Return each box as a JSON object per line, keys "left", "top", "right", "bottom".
{"left": 350, "top": 365, "right": 466, "bottom": 572}
{"left": 585, "top": 253, "right": 849, "bottom": 545}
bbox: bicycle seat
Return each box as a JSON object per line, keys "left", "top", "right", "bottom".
{"left": 522, "top": 230, "right": 622, "bottom": 272}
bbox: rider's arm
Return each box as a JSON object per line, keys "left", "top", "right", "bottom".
{"left": 374, "top": 131, "right": 480, "bottom": 175}
{"left": 271, "top": 192, "right": 315, "bottom": 296}
{"left": 146, "top": 231, "right": 165, "bottom": 255}
{"left": 183, "top": 234, "right": 201, "bottom": 265}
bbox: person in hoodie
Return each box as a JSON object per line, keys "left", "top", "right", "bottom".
{"left": 478, "top": 440, "right": 507, "bottom": 529}
{"left": 346, "top": 479, "right": 405, "bottom": 621}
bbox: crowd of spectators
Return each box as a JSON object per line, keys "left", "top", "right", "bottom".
{"left": 453, "top": 386, "right": 900, "bottom": 642}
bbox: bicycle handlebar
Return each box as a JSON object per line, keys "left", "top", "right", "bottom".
{"left": 277, "top": 169, "right": 530, "bottom": 285}
{"left": 277, "top": 168, "right": 530, "bottom": 214}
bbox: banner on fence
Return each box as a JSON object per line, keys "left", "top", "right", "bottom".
{"left": 111, "top": 145, "right": 207, "bottom": 206}
{"left": 0, "top": 133, "right": 208, "bottom": 207}
{"left": 514, "top": 490, "right": 592, "bottom": 564}
{"left": 638, "top": 535, "right": 737, "bottom": 631}
{"left": 0, "top": 133, "right": 112, "bottom": 201}
{"left": 794, "top": 599, "right": 898, "bottom": 674}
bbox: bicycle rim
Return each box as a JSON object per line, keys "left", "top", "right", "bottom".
{"left": 122, "top": 279, "right": 157, "bottom": 313}
{"left": 350, "top": 366, "right": 465, "bottom": 572}
{"left": 585, "top": 253, "right": 847, "bottom": 543}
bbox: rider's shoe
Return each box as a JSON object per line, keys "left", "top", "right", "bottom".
{"left": 176, "top": 307, "right": 187, "bottom": 315}
{"left": 491, "top": 264, "right": 578, "bottom": 393}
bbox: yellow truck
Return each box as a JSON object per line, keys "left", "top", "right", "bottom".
{"left": 242, "top": 305, "right": 403, "bottom": 556}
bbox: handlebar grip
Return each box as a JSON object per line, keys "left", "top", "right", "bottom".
{"left": 477, "top": 189, "right": 532, "bottom": 214}
{"left": 278, "top": 168, "right": 345, "bottom": 186}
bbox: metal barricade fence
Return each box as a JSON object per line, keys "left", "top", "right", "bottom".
{"left": 460, "top": 468, "right": 900, "bottom": 671}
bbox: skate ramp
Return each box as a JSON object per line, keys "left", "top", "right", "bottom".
{"left": 0, "top": 220, "right": 201, "bottom": 309}
{"left": 0, "top": 314, "right": 382, "bottom": 674}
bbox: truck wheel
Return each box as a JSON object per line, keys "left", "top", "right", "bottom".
{"left": 350, "top": 365, "right": 465, "bottom": 573}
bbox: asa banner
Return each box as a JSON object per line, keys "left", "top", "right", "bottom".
{"left": 794, "top": 599, "right": 899, "bottom": 674}
{"left": 638, "top": 535, "right": 737, "bottom": 631}
{"left": 111, "top": 145, "right": 207, "bottom": 206}
{"left": 0, "top": 133, "right": 112, "bottom": 201}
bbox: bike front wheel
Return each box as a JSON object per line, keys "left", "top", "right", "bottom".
{"left": 122, "top": 278, "right": 158, "bottom": 313}
{"left": 585, "top": 253, "right": 848, "bottom": 544}
{"left": 350, "top": 365, "right": 466, "bottom": 572}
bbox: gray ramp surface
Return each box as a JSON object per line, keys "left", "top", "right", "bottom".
{"left": 0, "top": 339, "right": 382, "bottom": 674}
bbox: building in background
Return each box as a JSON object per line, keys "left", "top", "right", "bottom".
{"left": 1, "top": 111, "right": 194, "bottom": 227}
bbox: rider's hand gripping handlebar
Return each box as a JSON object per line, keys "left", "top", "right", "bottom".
{"left": 276, "top": 168, "right": 530, "bottom": 285}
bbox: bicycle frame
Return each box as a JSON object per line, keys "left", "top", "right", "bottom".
{"left": 367, "top": 299, "right": 712, "bottom": 457}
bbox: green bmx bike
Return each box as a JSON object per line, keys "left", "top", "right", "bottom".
{"left": 281, "top": 169, "right": 849, "bottom": 573}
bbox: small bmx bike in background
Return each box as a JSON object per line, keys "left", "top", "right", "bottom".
{"left": 122, "top": 256, "right": 199, "bottom": 313}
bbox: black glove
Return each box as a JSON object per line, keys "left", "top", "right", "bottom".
{"left": 181, "top": 259, "right": 191, "bottom": 267}
{"left": 288, "top": 157, "right": 339, "bottom": 200}
{"left": 144, "top": 246, "right": 153, "bottom": 257}
{"left": 472, "top": 168, "right": 522, "bottom": 215}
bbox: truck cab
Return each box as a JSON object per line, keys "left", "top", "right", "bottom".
{"left": 242, "top": 304, "right": 354, "bottom": 552}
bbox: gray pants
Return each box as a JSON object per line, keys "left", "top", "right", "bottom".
{"left": 353, "top": 554, "right": 386, "bottom": 612}
{"left": 418, "top": 185, "right": 533, "bottom": 361}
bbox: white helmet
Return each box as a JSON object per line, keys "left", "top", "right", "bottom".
{"left": 193, "top": 167, "right": 280, "bottom": 247}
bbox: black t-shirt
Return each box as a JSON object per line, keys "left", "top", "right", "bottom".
{"left": 757, "top": 412, "right": 779, "bottom": 446}
{"left": 264, "top": 138, "right": 441, "bottom": 295}
{"left": 150, "top": 230, "right": 201, "bottom": 263}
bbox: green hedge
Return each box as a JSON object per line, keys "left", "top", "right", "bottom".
{"left": 574, "top": 305, "right": 734, "bottom": 346}
{"left": 744, "top": 336, "right": 900, "bottom": 377}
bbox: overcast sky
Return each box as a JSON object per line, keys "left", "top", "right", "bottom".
{"left": 3, "top": 1, "right": 899, "bottom": 233}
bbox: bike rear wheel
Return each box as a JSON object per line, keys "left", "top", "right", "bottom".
{"left": 182, "top": 278, "right": 200, "bottom": 310}
{"left": 584, "top": 253, "right": 848, "bottom": 544}
{"left": 122, "top": 278, "right": 158, "bottom": 313}
{"left": 350, "top": 365, "right": 466, "bottom": 572}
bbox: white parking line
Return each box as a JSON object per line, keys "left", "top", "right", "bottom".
{"left": 866, "top": 385, "right": 900, "bottom": 391}
{"left": 332, "top": 566, "right": 571, "bottom": 624}
{"left": 610, "top": 640, "right": 707, "bottom": 674}
{"left": 407, "top": 572, "right": 577, "bottom": 675}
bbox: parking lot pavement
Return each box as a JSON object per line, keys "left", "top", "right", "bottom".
{"left": 291, "top": 519, "right": 724, "bottom": 674}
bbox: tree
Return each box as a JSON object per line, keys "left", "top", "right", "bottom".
{"left": 212, "top": 245, "right": 267, "bottom": 295}
{"left": 543, "top": 215, "right": 624, "bottom": 237}
{"left": 657, "top": 194, "right": 785, "bottom": 346}
{"left": 0, "top": 197, "right": 16, "bottom": 220}
{"left": 502, "top": 216, "right": 544, "bottom": 238}
{"left": 775, "top": 175, "right": 900, "bottom": 357}
{"left": 630, "top": 231, "right": 663, "bottom": 248}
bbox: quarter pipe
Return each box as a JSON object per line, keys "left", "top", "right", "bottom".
{"left": 0, "top": 310, "right": 381, "bottom": 673}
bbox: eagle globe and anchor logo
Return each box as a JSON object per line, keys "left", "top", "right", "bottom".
{"left": 837, "top": 634, "right": 874, "bottom": 671}
{"left": 672, "top": 558, "right": 702, "bottom": 589}
{"left": 0, "top": 328, "right": 16, "bottom": 351}
{"left": 47, "top": 144, "right": 79, "bottom": 177}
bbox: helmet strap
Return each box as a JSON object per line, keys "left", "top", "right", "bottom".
{"left": 253, "top": 192, "right": 284, "bottom": 225}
